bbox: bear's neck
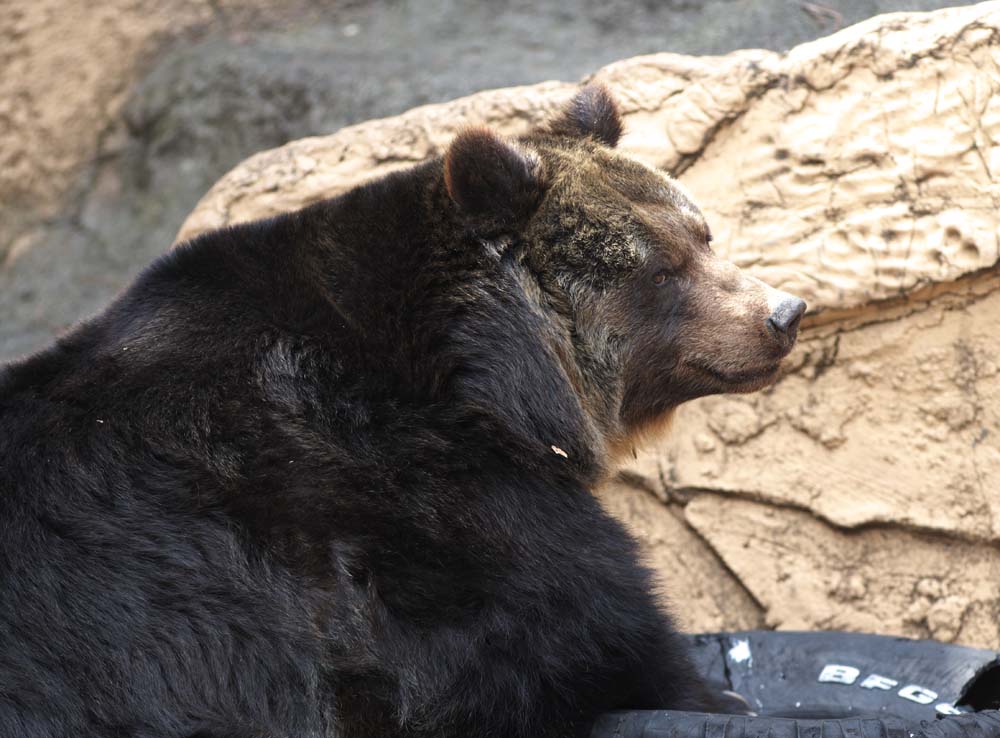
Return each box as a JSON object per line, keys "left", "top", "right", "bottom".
{"left": 305, "top": 161, "right": 611, "bottom": 488}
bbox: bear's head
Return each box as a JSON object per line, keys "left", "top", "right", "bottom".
{"left": 442, "top": 85, "right": 805, "bottom": 468}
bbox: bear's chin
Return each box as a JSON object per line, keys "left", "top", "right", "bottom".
{"left": 685, "top": 359, "right": 783, "bottom": 394}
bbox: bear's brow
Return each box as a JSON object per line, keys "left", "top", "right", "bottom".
{"left": 635, "top": 203, "right": 709, "bottom": 260}
{"left": 599, "top": 158, "right": 674, "bottom": 205}
{"left": 600, "top": 160, "right": 710, "bottom": 238}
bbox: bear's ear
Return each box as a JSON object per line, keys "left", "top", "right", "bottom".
{"left": 547, "top": 84, "right": 623, "bottom": 147}
{"left": 444, "top": 127, "right": 546, "bottom": 230}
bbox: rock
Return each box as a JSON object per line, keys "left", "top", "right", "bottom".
{"left": 0, "top": 0, "right": 337, "bottom": 263}
{"left": 652, "top": 270, "right": 1000, "bottom": 542}
{"left": 685, "top": 495, "right": 1000, "bottom": 649}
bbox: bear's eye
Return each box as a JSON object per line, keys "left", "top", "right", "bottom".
{"left": 652, "top": 271, "right": 669, "bottom": 286}
{"left": 706, "top": 231, "right": 713, "bottom": 245}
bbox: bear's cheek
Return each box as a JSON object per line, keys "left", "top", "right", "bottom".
{"left": 617, "top": 326, "right": 691, "bottom": 425}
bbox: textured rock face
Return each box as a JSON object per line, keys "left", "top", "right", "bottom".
{"left": 685, "top": 495, "right": 1000, "bottom": 647}
{"left": 181, "top": 3, "right": 1000, "bottom": 649}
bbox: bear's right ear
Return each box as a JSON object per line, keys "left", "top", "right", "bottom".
{"left": 546, "top": 84, "right": 623, "bottom": 147}
{"left": 444, "top": 127, "right": 547, "bottom": 231}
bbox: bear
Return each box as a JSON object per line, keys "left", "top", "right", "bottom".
{"left": 0, "top": 85, "right": 805, "bottom": 738}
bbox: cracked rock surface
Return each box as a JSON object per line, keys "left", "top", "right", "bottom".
{"left": 177, "top": 3, "right": 1000, "bottom": 649}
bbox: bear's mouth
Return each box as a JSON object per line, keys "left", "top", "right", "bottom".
{"left": 687, "top": 360, "right": 782, "bottom": 389}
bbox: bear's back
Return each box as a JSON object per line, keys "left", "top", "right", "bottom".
{"left": 0, "top": 217, "right": 345, "bottom": 738}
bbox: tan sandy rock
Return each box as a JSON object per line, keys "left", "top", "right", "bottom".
{"left": 637, "top": 269, "right": 1000, "bottom": 543}
{"left": 178, "top": 3, "right": 1000, "bottom": 647}
{"left": 685, "top": 495, "right": 1000, "bottom": 649}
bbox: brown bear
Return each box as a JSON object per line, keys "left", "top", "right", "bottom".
{"left": 0, "top": 85, "right": 804, "bottom": 738}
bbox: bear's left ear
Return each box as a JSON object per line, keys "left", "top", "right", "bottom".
{"left": 546, "top": 84, "right": 623, "bottom": 147}
{"left": 444, "top": 127, "right": 547, "bottom": 231}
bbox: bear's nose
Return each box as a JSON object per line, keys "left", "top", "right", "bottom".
{"left": 766, "top": 297, "right": 807, "bottom": 347}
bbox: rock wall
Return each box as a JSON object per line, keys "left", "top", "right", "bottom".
{"left": 181, "top": 3, "right": 998, "bottom": 649}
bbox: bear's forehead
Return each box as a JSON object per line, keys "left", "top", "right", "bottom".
{"left": 593, "top": 151, "right": 704, "bottom": 226}
{"left": 530, "top": 148, "right": 707, "bottom": 279}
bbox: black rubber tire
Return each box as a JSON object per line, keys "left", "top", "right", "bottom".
{"left": 592, "top": 709, "right": 1000, "bottom": 738}
{"left": 590, "top": 631, "right": 1000, "bottom": 738}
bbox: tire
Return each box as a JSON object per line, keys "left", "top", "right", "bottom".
{"left": 591, "top": 631, "right": 1000, "bottom": 738}
{"left": 592, "top": 709, "right": 1000, "bottom": 738}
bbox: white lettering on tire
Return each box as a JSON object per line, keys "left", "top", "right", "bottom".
{"left": 818, "top": 665, "right": 860, "bottom": 685}
{"left": 899, "top": 685, "right": 938, "bottom": 705}
{"left": 860, "top": 674, "right": 899, "bottom": 691}
{"left": 814, "top": 664, "right": 966, "bottom": 713}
